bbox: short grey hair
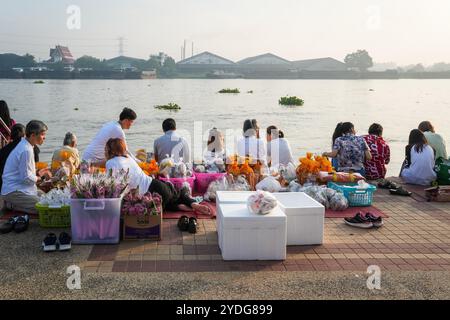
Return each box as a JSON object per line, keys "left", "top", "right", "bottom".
{"left": 63, "top": 132, "right": 76, "bottom": 146}
{"left": 25, "top": 120, "right": 48, "bottom": 138}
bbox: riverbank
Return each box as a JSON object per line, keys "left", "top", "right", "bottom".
{"left": 3, "top": 70, "right": 450, "bottom": 80}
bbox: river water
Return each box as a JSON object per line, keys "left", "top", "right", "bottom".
{"left": 1, "top": 78, "right": 449, "bottom": 176}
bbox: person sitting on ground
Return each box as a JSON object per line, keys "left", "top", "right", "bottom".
{"left": 204, "top": 128, "right": 226, "bottom": 163}
{"left": 237, "top": 119, "right": 267, "bottom": 166}
{"left": 266, "top": 125, "right": 294, "bottom": 168}
{"left": 82, "top": 107, "right": 138, "bottom": 167}
{"left": 105, "top": 138, "right": 210, "bottom": 215}
{"left": 153, "top": 118, "right": 190, "bottom": 163}
{"left": 400, "top": 129, "right": 437, "bottom": 186}
{"left": 0, "top": 100, "right": 16, "bottom": 143}
{"left": 0, "top": 124, "right": 26, "bottom": 191}
{"left": 418, "top": 121, "right": 448, "bottom": 160}
{"left": 51, "top": 132, "right": 80, "bottom": 176}
{"left": 1, "top": 120, "right": 48, "bottom": 214}
{"left": 323, "top": 122, "right": 372, "bottom": 176}
{"left": 363, "top": 123, "right": 390, "bottom": 180}
{"left": 330, "top": 122, "right": 344, "bottom": 170}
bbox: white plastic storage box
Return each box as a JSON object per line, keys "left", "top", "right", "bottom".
{"left": 219, "top": 203, "right": 287, "bottom": 260}
{"left": 216, "top": 191, "right": 255, "bottom": 250}
{"left": 273, "top": 192, "right": 325, "bottom": 246}
{"left": 70, "top": 197, "right": 123, "bottom": 244}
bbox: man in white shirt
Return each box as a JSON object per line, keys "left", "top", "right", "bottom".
{"left": 1, "top": 120, "right": 48, "bottom": 214}
{"left": 82, "top": 108, "right": 138, "bottom": 166}
{"left": 153, "top": 118, "right": 190, "bottom": 163}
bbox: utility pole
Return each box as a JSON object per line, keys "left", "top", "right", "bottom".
{"left": 192, "top": 42, "right": 194, "bottom": 57}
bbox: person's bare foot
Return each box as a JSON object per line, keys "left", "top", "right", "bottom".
{"left": 192, "top": 203, "right": 211, "bottom": 215}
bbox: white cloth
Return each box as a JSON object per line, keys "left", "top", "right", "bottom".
{"left": 267, "top": 138, "right": 294, "bottom": 167}
{"left": 106, "top": 156, "right": 152, "bottom": 195}
{"left": 83, "top": 121, "right": 138, "bottom": 163}
{"left": 237, "top": 136, "right": 267, "bottom": 165}
{"left": 401, "top": 145, "right": 437, "bottom": 186}
{"left": 204, "top": 150, "right": 226, "bottom": 163}
{"left": 1, "top": 138, "right": 38, "bottom": 196}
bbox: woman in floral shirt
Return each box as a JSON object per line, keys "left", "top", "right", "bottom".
{"left": 323, "top": 122, "right": 372, "bottom": 176}
{"left": 363, "top": 123, "right": 390, "bottom": 180}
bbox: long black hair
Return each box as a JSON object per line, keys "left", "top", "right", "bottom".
{"left": 0, "top": 100, "right": 12, "bottom": 128}
{"left": 408, "top": 129, "right": 427, "bottom": 153}
{"left": 332, "top": 122, "right": 343, "bottom": 144}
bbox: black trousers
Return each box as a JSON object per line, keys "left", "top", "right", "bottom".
{"left": 148, "top": 179, "right": 196, "bottom": 211}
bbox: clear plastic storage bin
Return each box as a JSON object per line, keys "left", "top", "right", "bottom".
{"left": 70, "top": 197, "right": 122, "bottom": 244}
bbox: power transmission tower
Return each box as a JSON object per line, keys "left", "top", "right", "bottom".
{"left": 118, "top": 37, "right": 125, "bottom": 56}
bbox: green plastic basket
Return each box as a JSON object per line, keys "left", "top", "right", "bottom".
{"left": 36, "top": 204, "right": 71, "bottom": 228}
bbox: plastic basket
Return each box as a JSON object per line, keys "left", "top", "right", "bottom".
{"left": 158, "top": 176, "right": 196, "bottom": 191}
{"left": 194, "top": 172, "right": 227, "bottom": 194}
{"left": 70, "top": 197, "right": 122, "bottom": 244}
{"left": 327, "top": 182, "right": 376, "bottom": 207}
{"left": 36, "top": 204, "right": 71, "bottom": 228}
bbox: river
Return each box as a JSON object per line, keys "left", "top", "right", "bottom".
{"left": 1, "top": 78, "right": 449, "bottom": 176}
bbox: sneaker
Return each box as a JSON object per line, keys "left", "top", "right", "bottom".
{"left": 188, "top": 217, "right": 198, "bottom": 234}
{"left": 344, "top": 212, "right": 373, "bottom": 229}
{"left": 42, "top": 233, "right": 58, "bottom": 252}
{"left": 13, "top": 215, "right": 30, "bottom": 233}
{"left": 58, "top": 232, "right": 72, "bottom": 251}
{"left": 177, "top": 215, "right": 189, "bottom": 231}
{"left": 389, "top": 186, "right": 411, "bottom": 196}
{"left": 365, "top": 212, "right": 384, "bottom": 228}
{"left": 0, "top": 216, "right": 19, "bottom": 234}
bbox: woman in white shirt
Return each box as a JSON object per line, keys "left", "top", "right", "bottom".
{"left": 236, "top": 119, "right": 267, "bottom": 166}
{"left": 266, "top": 125, "right": 294, "bottom": 168}
{"left": 400, "top": 129, "right": 437, "bottom": 186}
{"left": 105, "top": 138, "right": 211, "bottom": 215}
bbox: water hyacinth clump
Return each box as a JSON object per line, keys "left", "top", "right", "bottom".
{"left": 218, "top": 88, "right": 240, "bottom": 94}
{"left": 278, "top": 96, "right": 304, "bottom": 106}
{"left": 121, "top": 189, "right": 162, "bottom": 216}
{"left": 70, "top": 169, "right": 129, "bottom": 199}
{"left": 154, "top": 103, "right": 181, "bottom": 111}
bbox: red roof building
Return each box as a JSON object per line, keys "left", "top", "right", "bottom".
{"left": 48, "top": 45, "right": 75, "bottom": 64}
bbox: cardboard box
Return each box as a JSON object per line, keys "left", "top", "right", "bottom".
{"left": 123, "top": 213, "right": 162, "bottom": 240}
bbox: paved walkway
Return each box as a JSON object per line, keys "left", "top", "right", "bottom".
{"left": 1, "top": 189, "right": 449, "bottom": 299}
{"left": 81, "top": 189, "right": 450, "bottom": 273}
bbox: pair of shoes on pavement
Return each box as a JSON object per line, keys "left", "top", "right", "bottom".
{"left": 42, "top": 232, "right": 72, "bottom": 252}
{"left": 177, "top": 216, "right": 198, "bottom": 234}
{"left": 344, "top": 212, "right": 383, "bottom": 229}
{"left": 0, "top": 215, "right": 30, "bottom": 234}
{"left": 378, "top": 179, "right": 412, "bottom": 196}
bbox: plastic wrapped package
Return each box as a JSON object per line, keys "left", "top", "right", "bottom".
{"left": 38, "top": 187, "right": 71, "bottom": 207}
{"left": 159, "top": 156, "right": 175, "bottom": 177}
{"left": 247, "top": 191, "right": 278, "bottom": 215}
{"left": 203, "top": 174, "right": 250, "bottom": 202}
{"left": 279, "top": 163, "right": 297, "bottom": 182}
{"left": 256, "top": 176, "right": 282, "bottom": 193}
{"left": 288, "top": 180, "right": 302, "bottom": 192}
{"left": 329, "top": 192, "right": 349, "bottom": 211}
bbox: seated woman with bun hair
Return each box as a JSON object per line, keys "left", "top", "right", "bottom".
{"left": 105, "top": 138, "right": 211, "bottom": 215}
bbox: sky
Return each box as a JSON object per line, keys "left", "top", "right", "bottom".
{"left": 1, "top": 0, "right": 450, "bottom": 65}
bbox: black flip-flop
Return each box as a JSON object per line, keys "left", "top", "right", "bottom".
{"left": 13, "top": 215, "right": 29, "bottom": 233}
{"left": 389, "top": 187, "right": 412, "bottom": 196}
{"left": 42, "top": 233, "right": 58, "bottom": 252}
{"left": 378, "top": 179, "right": 398, "bottom": 189}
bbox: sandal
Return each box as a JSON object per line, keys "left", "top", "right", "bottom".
{"left": 378, "top": 179, "right": 398, "bottom": 189}
{"left": 13, "top": 215, "right": 29, "bottom": 233}
{"left": 188, "top": 217, "right": 198, "bottom": 234}
{"left": 177, "top": 215, "right": 189, "bottom": 231}
{"left": 389, "top": 187, "right": 412, "bottom": 196}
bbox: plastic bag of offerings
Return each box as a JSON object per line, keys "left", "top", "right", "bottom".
{"left": 247, "top": 191, "right": 278, "bottom": 215}
{"left": 256, "top": 176, "right": 282, "bottom": 193}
